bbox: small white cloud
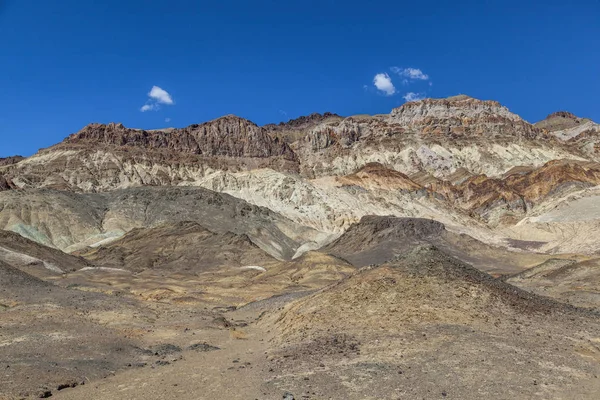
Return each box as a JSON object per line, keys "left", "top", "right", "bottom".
{"left": 373, "top": 73, "right": 396, "bottom": 96}
{"left": 140, "top": 85, "right": 174, "bottom": 112}
{"left": 140, "top": 104, "right": 158, "bottom": 112}
{"left": 165, "top": 117, "right": 171, "bottom": 123}
{"left": 149, "top": 86, "right": 174, "bottom": 105}
{"left": 278, "top": 109, "right": 288, "bottom": 117}
{"left": 391, "top": 67, "right": 429, "bottom": 81}
{"left": 403, "top": 92, "right": 426, "bottom": 102}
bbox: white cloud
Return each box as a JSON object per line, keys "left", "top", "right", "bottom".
{"left": 140, "top": 104, "right": 158, "bottom": 112}
{"left": 149, "top": 86, "right": 174, "bottom": 105}
{"left": 403, "top": 92, "right": 426, "bottom": 102}
{"left": 140, "top": 85, "right": 174, "bottom": 112}
{"left": 391, "top": 67, "right": 429, "bottom": 81}
{"left": 373, "top": 73, "right": 396, "bottom": 96}
{"left": 165, "top": 117, "right": 171, "bottom": 123}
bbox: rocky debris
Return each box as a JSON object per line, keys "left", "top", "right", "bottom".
{"left": 278, "top": 245, "right": 587, "bottom": 341}
{"left": 37, "top": 388, "right": 53, "bottom": 398}
{"left": 56, "top": 380, "right": 84, "bottom": 391}
{"left": 282, "top": 392, "right": 296, "bottom": 400}
{"left": 0, "top": 260, "right": 50, "bottom": 289}
{"left": 187, "top": 343, "right": 220, "bottom": 352}
{"left": 151, "top": 344, "right": 182, "bottom": 357}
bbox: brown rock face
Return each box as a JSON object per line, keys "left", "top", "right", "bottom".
{"left": 547, "top": 111, "right": 579, "bottom": 120}
{"left": 66, "top": 116, "right": 297, "bottom": 160}
{"left": 268, "top": 112, "right": 342, "bottom": 129}
{"left": 337, "top": 162, "right": 422, "bottom": 191}
{"left": 505, "top": 160, "right": 600, "bottom": 201}
{"left": 0, "top": 156, "right": 25, "bottom": 167}
{"left": 305, "top": 125, "right": 361, "bottom": 151}
{"left": 425, "top": 160, "right": 600, "bottom": 223}
{"left": 429, "top": 175, "right": 527, "bottom": 220}
{"left": 0, "top": 175, "right": 14, "bottom": 191}
{"left": 264, "top": 112, "right": 344, "bottom": 144}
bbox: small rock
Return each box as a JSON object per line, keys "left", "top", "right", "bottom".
{"left": 283, "top": 392, "right": 295, "bottom": 400}
{"left": 37, "top": 389, "right": 52, "bottom": 398}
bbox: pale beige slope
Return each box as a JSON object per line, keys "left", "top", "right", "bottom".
{"left": 193, "top": 168, "right": 502, "bottom": 245}
{"left": 502, "top": 186, "right": 600, "bottom": 254}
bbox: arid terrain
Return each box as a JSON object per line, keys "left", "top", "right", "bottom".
{"left": 2, "top": 95, "right": 600, "bottom": 399}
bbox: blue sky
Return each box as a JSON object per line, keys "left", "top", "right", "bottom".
{"left": 1, "top": 0, "right": 599, "bottom": 157}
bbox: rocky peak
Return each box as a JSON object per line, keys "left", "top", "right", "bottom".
{"left": 276, "top": 112, "right": 342, "bottom": 128}
{"left": 547, "top": 111, "right": 579, "bottom": 120}
{"left": 66, "top": 122, "right": 133, "bottom": 145}
{"left": 535, "top": 111, "right": 590, "bottom": 133}
{"left": 0, "top": 156, "right": 25, "bottom": 167}
{"left": 63, "top": 116, "right": 297, "bottom": 160}
{"left": 181, "top": 115, "right": 297, "bottom": 159}
{"left": 388, "top": 95, "right": 541, "bottom": 139}
{"left": 263, "top": 112, "right": 344, "bottom": 145}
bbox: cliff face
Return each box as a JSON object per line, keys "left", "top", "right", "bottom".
{"left": 65, "top": 116, "right": 296, "bottom": 160}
